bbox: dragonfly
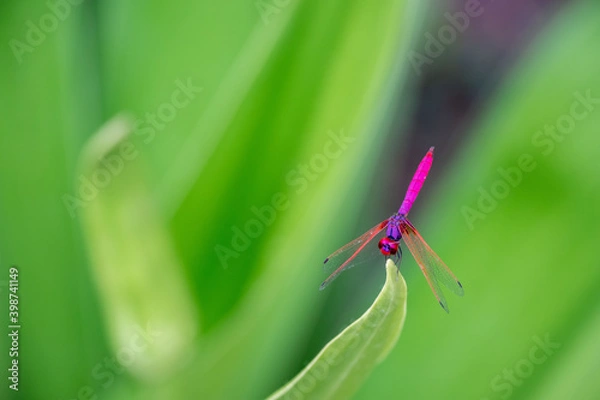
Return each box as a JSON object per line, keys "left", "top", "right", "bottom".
{"left": 320, "top": 147, "right": 464, "bottom": 312}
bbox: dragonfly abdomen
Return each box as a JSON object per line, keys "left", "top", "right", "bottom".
{"left": 398, "top": 147, "right": 434, "bottom": 215}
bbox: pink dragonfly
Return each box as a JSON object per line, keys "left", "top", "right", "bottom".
{"left": 320, "top": 147, "right": 463, "bottom": 312}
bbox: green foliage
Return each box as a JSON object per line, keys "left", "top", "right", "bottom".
{"left": 2, "top": 0, "right": 415, "bottom": 399}
{"left": 1, "top": 0, "right": 600, "bottom": 399}
{"left": 79, "top": 116, "right": 198, "bottom": 380}
{"left": 355, "top": 2, "right": 600, "bottom": 399}
{"left": 268, "top": 259, "right": 407, "bottom": 400}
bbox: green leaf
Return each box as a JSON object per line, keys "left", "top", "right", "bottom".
{"left": 355, "top": 2, "right": 600, "bottom": 399}
{"left": 0, "top": 4, "right": 107, "bottom": 398}
{"left": 267, "top": 259, "right": 407, "bottom": 400}
{"left": 122, "top": 1, "right": 418, "bottom": 398}
{"left": 78, "top": 115, "right": 198, "bottom": 380}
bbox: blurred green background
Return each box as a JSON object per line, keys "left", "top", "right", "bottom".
{"left": 1, "top": 0, "right": 599, "bottom": 399}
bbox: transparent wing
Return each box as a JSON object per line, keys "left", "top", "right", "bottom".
{"left": 320, "top": 220, "right": 389, "bottom": 290}
{"left": 399, "top": 218, "right": 463, "bottom": 313}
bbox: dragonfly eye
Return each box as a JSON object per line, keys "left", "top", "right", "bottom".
{"left": 378, "top": 237, "right": 399, "bottom": 256}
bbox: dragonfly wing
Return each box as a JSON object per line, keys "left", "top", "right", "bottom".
{"left": 399, "top": 218, "right": 463, "bottom": 313}
{"left": 320, "top": 220, "right": 389, "bottom": 290}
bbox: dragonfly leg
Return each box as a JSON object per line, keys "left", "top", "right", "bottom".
{"left": 395, "top": 246, "right": 402, "bottom": 263}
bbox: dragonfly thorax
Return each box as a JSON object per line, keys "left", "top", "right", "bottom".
{"left": 386, "top": 214, "right": 403, "bottom": 241}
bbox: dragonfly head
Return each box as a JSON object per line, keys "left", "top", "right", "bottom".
{"left": 378, "top": 237, "right": 399, "bottom": 256}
